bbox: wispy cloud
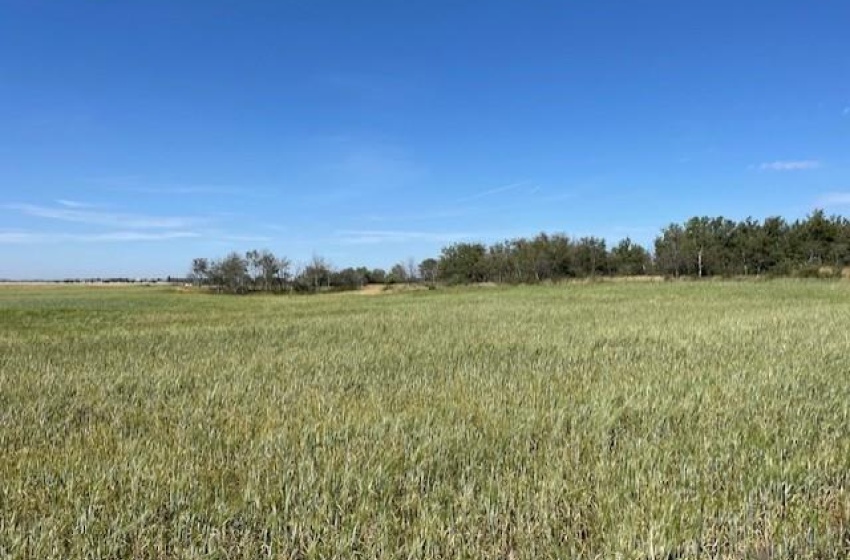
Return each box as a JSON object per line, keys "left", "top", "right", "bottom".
{"left": 0, "top": 230, "right": 200, "bottom": 244}
{"left": 299, "top": 144, "right": 426, "bottom": 206}
{"left": 361, "top": 208, "right": 473, "bottom": 223}
{"left": 540, "top": 190, "right": 580, "bottom": 203}
{"left": 335, "top": 229, "right": 479, "bottom": 245}
{"left": 757, "top": 160, "right": 821, "bottom": 171}
{"left": 337, "top": 149, "right": 424, "bottom": 184}
{"left": 457, "top": 181, "right": 531, "bottom": 202}
{"left": 87, "top": 231, "right": 200, "bottom": 241}
{"left": 200, "top": 231, "right": 273, "bottom": 243}
{"left": 843, "top": 107, "right": 850, "bottom": 117}
{"left": 816, "top": 192, "right": 850, "bottom": 207}
{"left": 0, "top": 231, "right": 40, "bottom": 244}
{"left": 89, "top": 176, "right": 271, "bottom": 196}
{"left": 123, "top": 184, "right": 263, "bottom": 196}
{"left": 5, "top": 203, "right": 202, "bottom": 229}
{"left": 2, "top": 201, "right": 274, "bottom": 246}
{"left": 56, "top": 199, "right": 95, "bottom": 209}
{"left": 359, "top": 185, "right": 572, "bottom": 224}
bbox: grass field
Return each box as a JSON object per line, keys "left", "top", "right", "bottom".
{"left": 1, "top": 281, "right": 849, "bottom": 559}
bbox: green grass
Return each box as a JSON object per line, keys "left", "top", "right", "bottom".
{"left": 1, "top": 281, "right": 849, "bottom": 559}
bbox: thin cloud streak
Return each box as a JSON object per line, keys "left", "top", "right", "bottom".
{"left": 0, "top": 230, "right": 200, "bottom": 244}
{"left": 816, "top": 192, "right": 850, "bottom": 207}
{"left": 5, "top": 203, "right": 201, "bottom": 229}
{"left": 361, "top": 208, "right": 472, "bottom": 223}
{"left": 89, "top": 176, "right": 274, "bottom": 197}
{"left": 540, "top": 190, "right": 580, "bottom": 203}
{"left": 298, "top": 145, "right": 426, "bottom": 207}
{"left": 119, "top": 185, "right": 268, "bottom": 196}
{"left": 758, "top": 160, "right": 821, "bottom": 171}
{"left": 336, "top": 229, "right": 480, "bottom": 245}
{"left": 200, "top": 232, "right": 273, "bottom": 243}
{"left": 2, "top": 201, "right": 272, "bottom": 245}
{"left": 56, "top": 199, "right": 95, "bottom": 209}
{"left": 0, "top": 229, "right": 273, "bottom": 244}
{"left": 457, "top": 181, "right": 530, "bottom": 202}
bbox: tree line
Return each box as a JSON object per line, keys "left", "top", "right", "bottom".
{"left": 189, "top": 251, "right": 419, "bottom": 294}
{"left": 190, "top": 210, "right": 850, "bottom": 293}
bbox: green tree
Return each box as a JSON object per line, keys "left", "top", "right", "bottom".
{"left": 418, "top": 258, "right": 439, "bottom": 284}
{"left": 438, "top": 242, "right": 487, "bottom": 284}
{"left": 190, "top": 258, "right": 209, "bottom": 286}
{"left": 209, "top": 252, "right": 248, "bottom": 293}
{"left": 574, "top": 237, "right": 607, "bottom": 277}
{"left": 610, "top": 238, "right": 650, "bottom": 276}
{"left": 331, "top": 268, "right": 365, "bottom": 290}
{"left": 367, "top": 268, "right": 387, "bottom": 284}
{"left": 301, "top": 255, "right": 331, "bottom": 291}
{"left": 654, "top": 224, "right": 686, "bottom": 277}
{"left": 388, "top": 263, "right": 408, "bottom": 284}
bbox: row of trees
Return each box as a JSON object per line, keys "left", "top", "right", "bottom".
{"left": 190, "top": 250, "right": 289, "bottom": 293}
{"left": 435, "top": 235, "right": 649, "bottom": 284}
{"left": 653, "top": 211, "right": 850, "bottom": 277}
{"left": 191, "top": 211, "right": 850, "bottom": 292}
{"left": 438, "top": 211, "right": 850, "bottom": 283}
{"left": 189, "top": 251, "right": 424, "bottom": 294}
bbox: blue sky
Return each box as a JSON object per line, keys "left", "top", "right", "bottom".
{"left": 1, "top": 1, "right": 849, "bottom": 278}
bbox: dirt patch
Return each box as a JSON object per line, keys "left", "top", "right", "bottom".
{"left": 356, "top": 284, "right": 388, "bottom": 296}
{"left": 353, "top": 283, "right": 433, "bottom": 295}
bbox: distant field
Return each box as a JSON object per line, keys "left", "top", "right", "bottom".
{"left": 1, "top": 281, "right": 849, "bottom": 559}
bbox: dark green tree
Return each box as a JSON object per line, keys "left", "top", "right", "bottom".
{"left": 610, "top": 238, "right": 650, "bottom": 276}
{"left": 438, "top": 242, "right": 487, "bottom": 284}
{"left": 209, "top": 252, "right": 249, "bottom": 293}
{"left": 418, "top": 258, "right": 439, "bottom": 284}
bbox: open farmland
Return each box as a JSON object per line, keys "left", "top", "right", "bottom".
{"left": 1, "top": 281, "right": 849, "bottom": 559}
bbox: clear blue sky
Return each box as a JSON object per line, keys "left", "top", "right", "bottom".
{"left": 2, "top": 1, "right": 849, "bottom": 278}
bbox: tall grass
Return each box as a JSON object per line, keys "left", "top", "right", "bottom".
{"left": 1, "top": 281, "right": 849, "bottom": 558}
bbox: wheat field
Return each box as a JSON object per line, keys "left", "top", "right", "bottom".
{"left": 1, "top": 281, "right": 849, "bottom": 559}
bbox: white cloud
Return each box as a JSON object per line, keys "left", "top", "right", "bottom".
{"left": 843, "top": 106, "right": 850, "bottom": 116}
{"left": 335, "top": 229, "right": 479, "bottom": 245}
{"left": 1, "top": 201, "right": 273, "bottom": 246}
{"left": 298, "top": 143, "right": 427, "bottom": 207}
{"left": 758, "top": 160, "right": 821, "bottom": 171}
{"left": 0, "top": 231, "right": 37, "bottom": 243}
{"left": 88, "top": 231, "right": 200, "bottom": 241}
{"left": 56, "top": 199, "right": 95, "bottom": 208}
{"left": 5, "top": 203, "right": 201, "bottom": 229}
{"left": 457, "top": 181, "right": 530, "bottom": 202}
{"left": 333, "top": 147, "right": 425, "bottom": 188}
{"left": 89, "top": 176, "right": 268, "bottom": 196}
{"left": 362, "top": 208, "right": 472, "bottom": 223}
{"left": 541, "top": 190, "right": 580, "bottom": 203}
{"left": 0, "top": 230, "right": 200, "bottom": 244}
{"left": 202, "top": 232, "right": 273, "bottom": 242}
{"left": 816, "top": 192, "right": 850, "bottom": 207}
